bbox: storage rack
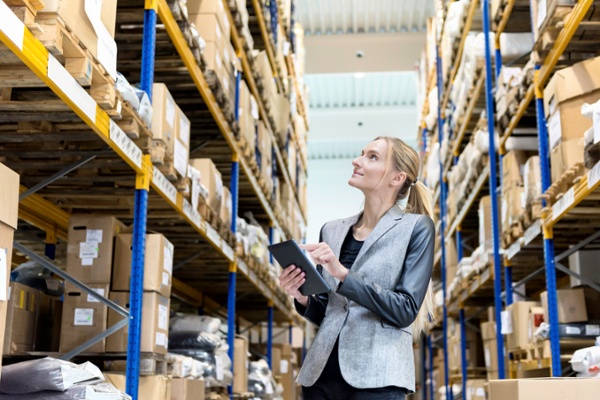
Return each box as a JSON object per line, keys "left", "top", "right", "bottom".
{"left": 419, "top": 0, "right": 600, "bottom": 398}
{"left": 0, "top": 0, "right": 307, "bottom": 398}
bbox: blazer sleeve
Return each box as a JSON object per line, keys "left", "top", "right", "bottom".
{"left": 294, "top": 226, "right": 329, "bottom": 326}
{"left": 336, "top": 215, "right": 435, "bottom": 329}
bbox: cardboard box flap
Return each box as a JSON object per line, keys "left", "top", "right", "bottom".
{"left": 544, "top": 56, "right": 600, "bottom": 115}
{"left": 0, "top": 163, "right": 20, "bottom": 229}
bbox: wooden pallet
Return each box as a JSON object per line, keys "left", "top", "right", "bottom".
{"left": 521, "top": 200, "right": 543, "bottom": 230}
{"left": 114, "top": 99, "right": 153, "bottom": 140}
{"left": 104, "top": 352, "right": 172, "bottom": 376}
{"left": 502, "top": 220, "right": 524, "bottom": 248}
{"left": 510, "top": 347, "right": 531, "bottom": 362}
{"left": 545, "top": 162, "right": 586, "bottom": 206}
{"left": 533, "top": 1, "right": 600, "bottom": 60}
{"left": 149, "top": 140, "right": 173, "bottom": 166}
{"left": 32, "top": 13, "right": 118, "bottom": 114}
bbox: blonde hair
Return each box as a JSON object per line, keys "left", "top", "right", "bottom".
{"left": 375, "top": 136, "right": 436, "bottom": 338}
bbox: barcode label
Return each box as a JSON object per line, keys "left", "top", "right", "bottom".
{"left": 588, "top": 161, "right": 600, "bottom": 189}
{"left": 109, "top": 120, "right": 142, "bottom": 169}
{"left": 552, "top": 187, "right": 575, "bottom": 221}
{"left": 183, "top": 199, "right": 202, "bottom": 229}
{"left": 507, "top": 241, "right": 521, "bottom": 260}
{"left": 524, "top": 220, "right": 541, "bottom": 246}
{"left": 153, "top": 167, "right": 178, "bottom": 205}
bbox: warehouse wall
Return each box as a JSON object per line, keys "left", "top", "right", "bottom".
{"left": 306, "top": 157, "right": 365, "bottom": 243}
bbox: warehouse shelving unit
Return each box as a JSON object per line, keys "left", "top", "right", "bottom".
{"left": 423, "top": 0, "right": 600, "bottom": 397}
{"left": 0, "top": 0, "right": 305, "bottom": 398}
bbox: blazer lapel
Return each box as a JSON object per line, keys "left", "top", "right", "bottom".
{"left": 352, "top": 206, "right": 405, "bottom": 271}
{"left": 323, "top": 213, "right": 361, "bottom": 288}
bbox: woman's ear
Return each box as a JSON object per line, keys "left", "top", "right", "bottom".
{"left": 391, "top": 171, "right": 407, "bottom": 188}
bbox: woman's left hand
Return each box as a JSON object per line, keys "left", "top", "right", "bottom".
{"left": 300, "top": 243, "right": 348, "bottom": 282}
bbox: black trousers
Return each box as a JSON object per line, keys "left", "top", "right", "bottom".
{"left": 302, "top": 340, "right": 407, "bottom": 400}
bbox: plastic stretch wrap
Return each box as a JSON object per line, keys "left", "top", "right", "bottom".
{"left": 499, "top": 33, "right": 533, "bottom": 61}
{"left": 170, "top": 315, "right": 222, "bottom": 334}
{"left": 445, "top": 0, "right": 469, "bottom": 39}
{"left": 426, "top": 142, "right": 440, "bottom": 189}
{"left": 134, "top": 88, "right": 153, "bottom": 128}
{"left": 0, "top": 358, "right": 103, "bottom": 395}
{"left": 570, "top": 346, "right": 600, "bottom": 377}
{"left": 0, "top": 384, "right": 131, "bottom": 400}
{"left": 115, "top": 73, "right": 140, "bottom": 110}
{"left": 168, "top": 331, "right": 222, "bottom": 351}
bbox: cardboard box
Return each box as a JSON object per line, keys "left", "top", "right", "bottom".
{"left": 171, "top": 378, "right": 205, "bottom": 400}
{"left": 524, "top": 156, "right": 541, "bottom": 206}
{"left": 479, "top": 196, "right": 502, "bottom": 251}
{"left": 40, "top": 0, "right": 118, "bottom": 76}
{"left": 190, "top": 158, "right": 223, "bottom": 213}
{"left": 220, "top": 186, "right": 232, "bottom": 229}
{"left": 3, "top": 282, "right": 38, "bottom": 354}
{"left": 483, "top": 338, "right": 509, "bottom": 379}
{"left": 273, "top": 92, "right": 291, "bottom": 143}
{"left": 106, "top": 291, "right": 170, "bottom": 354}
{"left": 541, "top": 288, "right": 587, "bottom": 323}
{"left": 0, "top": 162, "right": 19, "bottom": 373}
{"left": 60, "top": 283, "right": 110, "bottom": 353}
{"left": 189, "top": 13, "right": 225, "bottom": 43}
{"left": 481, "top": 321, "right": 497, "bottom": 341}
{"left": 550, "top": 138, "right": 584, "bottom": 183}
{"left": 151, "top": 83, "right": 176, "bottom": 154}
{"left": 583, "top": 287, "right": 600, "bottom": 321}
{"left": 187, "top": 0, "right": 230, "bottom": 39}
{"left": 544, "top": 56, "right": 600, "bottom": 148}
{"left": 66, "top": 215, "right": 125, "bottom": 284}
{"left": 201, "top": 41, "right": 223, "bottom": 73}
{"left": 233, "top": 337, "right": 248, "bottom": 393}
{"left": 488, "top": 377, "right": 600, "bottom": 400}
{"left": 174, "top": 106, "right": 190, "bottom": 179}
{"left": 502, "top": 185, "right": 525, "bottom": 230}
{"left": 506, "top": 301, "right": 540, "bottom": 351}
{"left": 568, "top": 249, "right": 600, "bottom": 288}
{"left": 112, "top": 233, "right": 173, "bottom": 297}
{"left": 105, "top": 373, "right": 172, "bottom": 400}
{"left": 257, "top": 121, "right": 273, "bottom": 182}
{"left": 502, "top": 150, "right": 530, "bottom": 189}
{"left": 34, "top": 293, "right": 62, "bottom": 352}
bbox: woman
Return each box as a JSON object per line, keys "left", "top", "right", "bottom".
{"left": 279, "top": 136, "right": 435, "bottom": 400}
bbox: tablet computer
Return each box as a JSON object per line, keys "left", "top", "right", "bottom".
{"left": 268, "top": 240, "right": 330, "bottom": 296}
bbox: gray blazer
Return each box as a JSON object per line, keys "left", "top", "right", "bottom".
{"left": 295, "top": 206, "right": 434, "bottom": 392}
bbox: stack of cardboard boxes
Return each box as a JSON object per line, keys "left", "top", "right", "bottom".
{"left": 60, "top": 215, "right": 125, "bottom": 353}
{"left": 191, "top": 158, "right": 233, "bottom": 229}
{"left": 501, "top": 150, "right": 534, "bottom": 246}
{"left": 544, "top": 56, "right": 600, "bottom": 184}
{"left": 480, "top": 320, "right": 508, "bottom": 380}
{"left": 57, "top": 215, "right": 174, "bottom": 355}
{"left": 188, "top": 0, "right": 238, "bottom": 103}
{"left": 107, "top": 233, "right": 173, "bottom": 354}
{"left": 272, "top": 343, "right": 298, "bottom": 400}
{"left": 447, "top": 318, "right": 485, "bottom": 373}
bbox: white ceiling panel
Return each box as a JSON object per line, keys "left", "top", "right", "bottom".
{"left": 296, "top": 0, "right": 436, "bottom": 35}
{"left": 305, "top": 71, "right": 418, "bottom": 109}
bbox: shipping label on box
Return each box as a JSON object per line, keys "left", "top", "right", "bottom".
{"left": 60, "top": 283, "right": 110, "bottom": 353}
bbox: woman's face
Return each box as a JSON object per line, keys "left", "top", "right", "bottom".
{"left": 349, "top": 139, "right": 401, "bottom": 192}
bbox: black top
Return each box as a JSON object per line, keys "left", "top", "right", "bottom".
{"left": 338, "top": 228, "right": 364, "bottom": 270}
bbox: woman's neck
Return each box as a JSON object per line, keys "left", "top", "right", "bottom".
{"left": 357, "top": 197, "right": 395, "bottom": 229}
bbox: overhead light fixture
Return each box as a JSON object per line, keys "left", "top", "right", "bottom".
{"left": 354, "top": 72, "right": 366, "bottom": 79}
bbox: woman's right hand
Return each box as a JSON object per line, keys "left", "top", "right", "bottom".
{"left": 279, "top": 265, "right": 308, "bottom": 307}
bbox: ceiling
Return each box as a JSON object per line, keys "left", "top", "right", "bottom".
{"left": 300, "top": 1, "right": 435, "bottom": 240}
{"left": 296, "top": 0, "right": 436, "bottom": 35}
{"left": 305, "top": 71, "right": 418, "bottom": 109}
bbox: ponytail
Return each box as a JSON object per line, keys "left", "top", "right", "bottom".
{"left": 406, "top": 181, "right": 436, "bottom": 339}
{"left": 375, "top": 136, "right": 436, "bottom": 338}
